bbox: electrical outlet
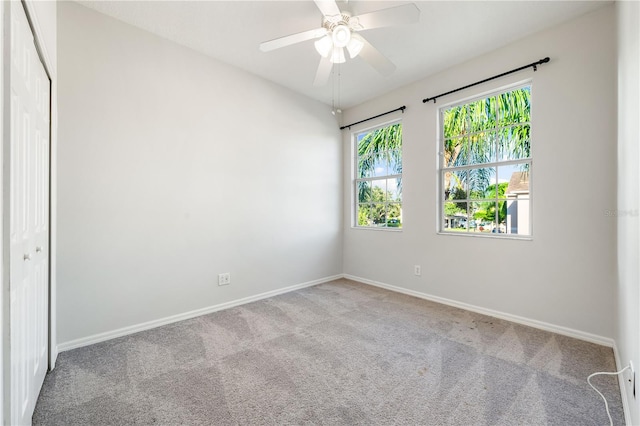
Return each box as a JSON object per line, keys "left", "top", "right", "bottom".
{"left": 414, "top": 265, "right": 421, "bottom": 276}
{"left": 218, "top": 273, "right": 231, "bottom": 286}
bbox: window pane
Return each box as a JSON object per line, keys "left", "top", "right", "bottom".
{"left": 387, "top": 203, "right": 402, "bottom": 228}
{"left": 371, "top": 155, "right": 388, "bottom": 177}
{"left": 470, "top": 200, "right": 492, "bottom": 229}
{"left": 476, "top": 220, "right": 495, "bottom": 233}
{"left": 503, "top": 167, "right": 530, "bottom": 199}
{"left": 468, "top": 131, "right": 497, "bottom": 164}
{"left": 469, "top": 132, "right": 494, "bottom": 165}
{"left": 388, "top": 150, "right": 402, "bottom": 175}
{"left": 371, "top": 179, "right": 386, "bottom": 202}
{"left": 467, "top": 98, "right": 496, "bottom": 133}
{"left": 371, "top": 203, "right": 386, "bottom": 226}
{"left": 358, "top": 153, "right": 374, "bottom": 178}
{"left": 456, "top": 137, "right": 470, "bottom": 166}
{"left": 498, "top": 125, "right": 530, "bottom": 160}
{"left": 443, "top": 139, "right": 454, "bottom": 168}
{"left": 443, "top": 202, "right": 466, "bottom": 229}
{"left": 497, "top": 88, "right": 530, "bottom": 126}
{"left": 443, "top": 104, "right": 467, "bottom": 138}
{"left": 357, "top": 181, "right": 372, "bottom": 203}
{"left": 387, "top": 178, "right": 402, "bottom": 202}
{"left": 505, "top": 199, "right": 531, "bottom": 235}
{"left": 444, "top": 136, "right": 468, "bottom": 167}
{"left": 358, "top": 204, "right": 371, "bottom": 226}
{"left": 444, "top": 170, "right": 467, "bottom": 201}
{"left": 468, "top": 167, "right": 495, "bottom": 199}
{"left": 485, "top": 180, "right": 507, "bottom": 202}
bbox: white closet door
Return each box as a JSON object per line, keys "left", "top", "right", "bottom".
{"left": 9, "top": 2, "right": 50, "bottom": 425}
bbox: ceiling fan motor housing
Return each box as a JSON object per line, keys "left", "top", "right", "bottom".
{"left": 322, "top": 13, "right": 358, "bottom": 34}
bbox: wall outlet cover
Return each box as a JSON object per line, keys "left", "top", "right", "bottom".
{"left": 218, "top": 273, "right": 231, "bottom": 286}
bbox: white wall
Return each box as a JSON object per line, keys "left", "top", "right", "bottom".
{"left": 56, "top": 2, "right": 342, "bottom": 345}
{"left": 616, "top": 1, "right": 640, "bottom": 423}
{"left": 343, "top": 6, "right": 617, "bottom": 340}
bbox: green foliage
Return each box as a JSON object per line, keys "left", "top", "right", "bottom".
{"left": 442, "top": 87, "right": 531, "bottom": 198}
{"left": 444, "top": 202, "right": 464, "bottom": 217}
{"left": 475, "top": 182, "right": 509, "bottom": 223}
{"left": 449, "top": 187, "right": 467, "bottom": 213}
{"left": 357, "top": 123, "right": 403, "bottom": 228}
{"left": 358, "top": 186, "right": 402, "bottom": 228}
{"left": 357, "top": 124, "right": 403, "bottom": 203}
{"left": 358, "top": 123, "right": 403, "bottom": 174}
{"left": 485, "top": 182, "right": 509, "bottom": 198}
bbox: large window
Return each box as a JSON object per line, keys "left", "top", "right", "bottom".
{"left": 355, "top": 122, "right": 402, "bottom": 229}
{"left": 440, "top": 85, "right": 531, "bottom": 236}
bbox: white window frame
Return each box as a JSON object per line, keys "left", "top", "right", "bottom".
{"left": 437, "top": 82, "right": 533, "bottom": 239}
{"left": 353, "top": 119, "right": 403, "bottom": 230}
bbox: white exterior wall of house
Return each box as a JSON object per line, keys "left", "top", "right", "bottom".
{"left": 506, "top": 196, "right": 530, "bottom": 235}
{"left": 55, "top": 2, "right": 343, "bottom": 347}
{"left": 343, "top": 6, "right": 617, "bottom": 340}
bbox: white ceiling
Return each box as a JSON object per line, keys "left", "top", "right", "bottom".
{"left": 78, "top": 0, "right": 611, "bottom": 109}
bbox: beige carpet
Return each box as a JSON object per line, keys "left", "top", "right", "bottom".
{"left": 33, "top": 279, "right": 624, "bottom": 425}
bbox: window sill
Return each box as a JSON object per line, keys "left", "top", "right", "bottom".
{"left": 352, "top": 226, "right": 403, "bottom": 232}
{"left": 437, "top": 231, "right": 532, "bottom": 241}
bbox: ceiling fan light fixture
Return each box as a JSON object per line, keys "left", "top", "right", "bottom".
{"left": 330, "top": 47, "right": 346, "bottom": 64}
{"left": 314, "top": 35, "right": 333, "bottom": 58}
{"left": 331, "top": 24, "right": 351, "bottom": 48}
{"left": 346, "top": 34, "right": 364, "bottom": 58}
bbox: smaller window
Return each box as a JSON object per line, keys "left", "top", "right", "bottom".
{"left": 354, "top": 122, "right": 403, "bottom": 229}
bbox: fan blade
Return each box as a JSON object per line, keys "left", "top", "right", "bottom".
{"left": 314, "top": 56, "right": 333, "bottom": 86}
{"left": 314, "top": 0, "right": 341, "bottom": 17}
{"left": 260, "top": 28, "right": 327, "bottom": 52}
{"left": 351, "top": 3, "right": 420, "bottom": 31}
{"left": 358, "top": 37, "right": 396, "bottom": 76}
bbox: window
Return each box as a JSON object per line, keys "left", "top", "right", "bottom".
{"left": 355, "top": 122, "right": 402, "bottom": 229}
{"left": 440, "top": 85, "right": 531, "bottom": 236}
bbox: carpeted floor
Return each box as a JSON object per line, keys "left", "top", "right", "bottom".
{"left": 33, "top": 279, "right": 624, "bottom": 425}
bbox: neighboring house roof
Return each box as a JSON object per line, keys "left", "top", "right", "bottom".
{"left": 506, "top": 171, "right": 530, "bottom": 195}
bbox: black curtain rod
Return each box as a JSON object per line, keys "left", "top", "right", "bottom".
{"left": 340, "top": 106, "right": 406, "bottom": 130}
{"left": 422, "top": 57, "right": 550, "bottom": 104}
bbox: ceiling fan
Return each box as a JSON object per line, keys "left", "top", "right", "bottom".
{"left": 259, "top": 1, "right": 420, "bottom": 86}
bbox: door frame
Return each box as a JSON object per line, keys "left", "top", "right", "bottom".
{"left": 1, "top": 0, "right": 57, "bottom": 423}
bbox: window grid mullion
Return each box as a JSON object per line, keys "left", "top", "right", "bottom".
{"left": 444, "top": 158, "right": 531, "bottom": 174}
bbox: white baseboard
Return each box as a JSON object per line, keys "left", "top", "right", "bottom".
{"left": 57, "top": 274, "right": 343, "bottom": 352}
{"left": 59, "top": 272, "right": 615, "bottom": 351}
{"left": 343, "top": 274, "right": 615, "bottom": 348}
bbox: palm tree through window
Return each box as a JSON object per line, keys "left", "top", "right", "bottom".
{"left": 440, "top": 84, "right": 532, "bottom": 236}
{"left": 355, "top": 122, "right": 403, "bottom": 228}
